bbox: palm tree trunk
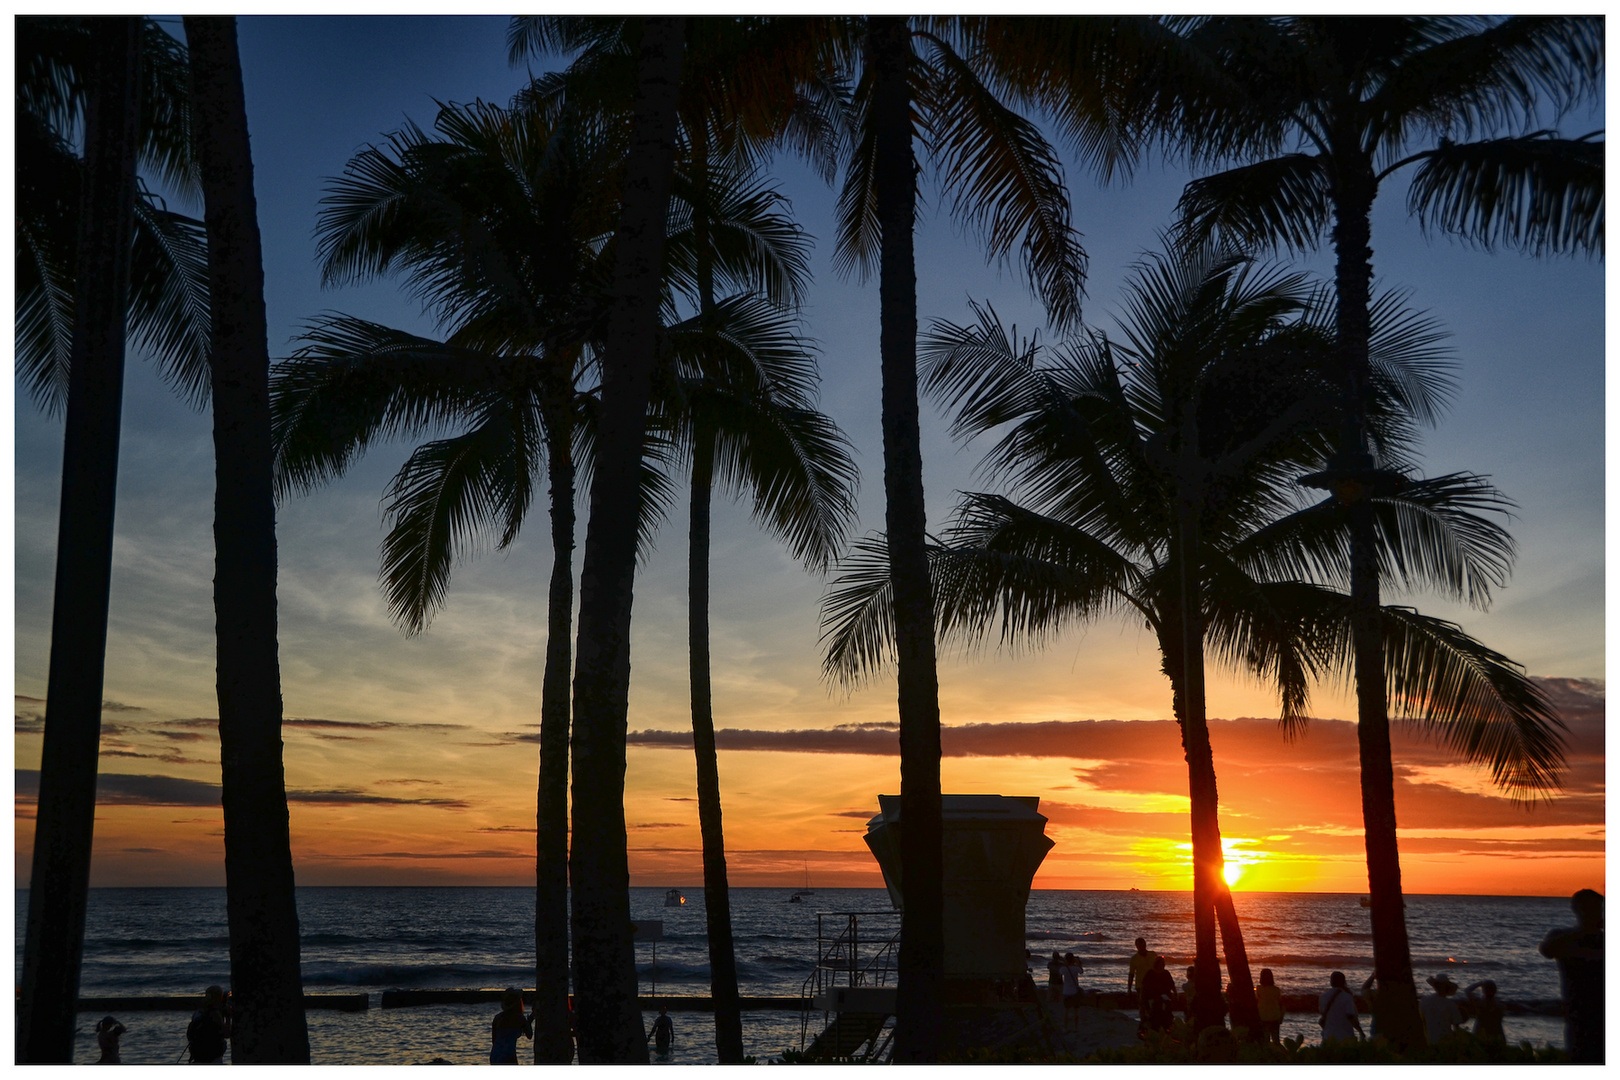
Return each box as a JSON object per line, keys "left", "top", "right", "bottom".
{"left": 569, "top": 15, "right": 683, "bottom": 1064}
{"left": 16, "top": 16, "right": 142, "bottom": 1064}
{"left": 687, "top": 142, "right": 747, "bottom": 1062}
{"left": 185, "top": 16, "right": 310, "bottom": 1063}
{"left": 869, "top": 15, "right": 946, "bottom": 1063}
{"left": 1214, "top": 887, "right": 1259, "bottom": 1038}
{"left": 688, "top": 426, "right": 747, "bottom": 1063}
{"left": 534, "top": 376, "right": 576, "bottom": 1063}
{"left": 1170, "top": 493, "right": 1225, "bottom": 1034}
{"left": 1161, "top": 624, "right": 1259, "bottom": 1039}
{"left": 1330, "top": 163, "right": 1424, "bottom": 1051}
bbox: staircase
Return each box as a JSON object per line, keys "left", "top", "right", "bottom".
{"left": 806, "top": 1011, "right": 890, "bottom": 1060}
{"left": 799, "top": 911, "right": 901, "bottom": 1061}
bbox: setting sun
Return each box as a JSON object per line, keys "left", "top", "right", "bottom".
{"left": 1222, "top": 838, "right": 1263, "bottom": 889}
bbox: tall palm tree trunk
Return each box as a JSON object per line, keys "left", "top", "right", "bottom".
{"left": 1163, "top": 617, "right": 1260, "bottom": 1038}
{"left": 1170, "top": 494, "right": 1225, "bottom": 1033}
{"left": 870, "top": 15, "right": 946, "bottom": 1062}
{"left": 569, "top": 15, "right": 683, "bottom": 1063}
{"left": 534, "top": 379, "right": 576, "bottom": 1063}
{"left": 185, "top": 16, "right": 310, "bottom": 1062}
{"left": 687, "top": 150, "right": 747, "bottom": 1062}
{"left": 688, "top": 427, "right": 747, "bottom": 1063}
{"left": 16, "top": 16, "right": 142, "bottom": 1063}
{"left": 1214, "top": 886, "right": 1259, "bottom": 1038}
{"left": 1330, "top": 163, "right": 1424, "bottom": 1051}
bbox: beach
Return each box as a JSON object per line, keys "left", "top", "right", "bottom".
{"left": 23, "top": 885, "right": 1573, "bottom": 1063}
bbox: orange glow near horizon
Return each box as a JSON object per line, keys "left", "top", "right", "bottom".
{"left": 12, "top": 679, "right": 1606, "bottom": 896}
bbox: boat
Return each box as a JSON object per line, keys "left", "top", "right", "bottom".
{"left": 788, "top": 860, "right": 813, "bottom": 903}
{"left": 664, "top": 888, "right": 685, "bottom": 907}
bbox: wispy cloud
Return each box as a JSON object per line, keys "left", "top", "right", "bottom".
{"left": 14, "top": 771, "right": 471, "bottom": 810}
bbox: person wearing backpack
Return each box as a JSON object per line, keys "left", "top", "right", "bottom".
{"left": 1318, "top": 970, "right": 1362, "bottom": 1044}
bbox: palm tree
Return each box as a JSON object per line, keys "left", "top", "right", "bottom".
{"left": 824, "top": 17, "right": 1094, "bottom": 1056}
{"left": 278, "top": 88, "right": 681, "bottom": 1061}
{"left": 511, "top": 18, "right": 852, "bottom": 1058}
{"left": 184, "top": 15, "right": 310, "bottom": 1061}
{"left": 561, "top": 16, "right": 685, "bottom": 1062}
{"left": 823, "top": 244, "right": 1565, "bottom": 1036}
{"left": 15, "top": 16, "right": 143, "bottom": 1063}
{"left": 1151, "top": 15, "right": 1602, "bottom": 1048}
{"left": 673, "top": 285, "right": 856, "bottom": 1063}
{"left": 280, "top": 92, "right": 633, "bottom": 1063}
{"left": 16, "top": 15, "right": 211, "bottom": 415}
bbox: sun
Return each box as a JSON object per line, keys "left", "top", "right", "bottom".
{"left": 1222, "top": 837, "right": 1263, "bottom": 889}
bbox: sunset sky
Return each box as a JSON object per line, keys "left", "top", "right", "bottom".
{"left": 13, "top": 17, "right": 1606, "bottom": 898}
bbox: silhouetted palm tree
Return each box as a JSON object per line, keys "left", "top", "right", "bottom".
{"left": 185, "top": 15, "right": 310, "bottom": 1060}
{"left": 672, "top": 271, "right": 856, "bottom": 1064}
{"left": 16, "top": 16, "right": 144, "bottom": 1062}
{"left": 1152, "top": 15, "right": 1601, "bottom": 1047}
{"left": 559, "top": 17, "right": 685, "bottom": 1062}
{"left": 509, "top": 17, "right": 856, "bottom": 1058}
{"left": 273, "top": 92, "right": 669, "bottom": 1062}
{"left": 16, "top": 15, "right": 210, "bottom": 413}
{"left": 822, "top": 18, "right": 1095, "bottom": 1055}
{"left": 823, "top": 244, "right": 1565, "bottom": 1036}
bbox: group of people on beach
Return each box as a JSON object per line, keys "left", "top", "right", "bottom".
{"left": 1108, "top": 888, "right": 1603, "bottom": 1061}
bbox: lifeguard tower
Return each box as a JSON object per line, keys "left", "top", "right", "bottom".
{"left": 799, "top": 794, "right": 1054, "bottom": 1059}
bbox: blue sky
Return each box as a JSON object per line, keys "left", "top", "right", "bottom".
{"left": 12, "top": 17, "right": 1606, "bottom": 886}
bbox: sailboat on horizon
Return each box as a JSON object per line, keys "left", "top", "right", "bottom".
{"left": 787, "top": 860, "right": 814, "bottom": 903}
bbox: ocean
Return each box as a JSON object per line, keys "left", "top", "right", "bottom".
{"left": 15, "top": 886, "right": 1575, "bottom": 1064}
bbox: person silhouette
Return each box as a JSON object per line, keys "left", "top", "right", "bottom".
{"left": 95, "top": 1016, "right": 126, "bottom": 1063}
{"left": 1141, "top": 956, "right": 1176, "bottom": 1034}
{"left": 1463, "top": 980, "right": 1505, "bottom": 1045}
{"left": 648, "top": 1004, "right": 674, "bottom": 1058}
{"left": 1255, "top": 969, "right": 1283, "bottom": 1044}
{"left": 1539, "top": 888, "right": 1603, "bottom": 1063}
{"left": 490, "top": 989, "right": 533, "bottom": 1064}
{"left": 185, "top": 986, "right": 230, "bottom": 1064}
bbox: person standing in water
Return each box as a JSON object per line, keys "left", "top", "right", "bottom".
{"left": 1047, "top": 951, "right": 1063, "bottom": 1004}
{"left": 489, "top": 989, "right": 532, "bottom": 1064}
{"left": 1540, "top": 888, "right": 1604, "bottom": 1063}
{"left": 648, "top": 1005, "right": 674, "bottom": 1058}
{"left": 95, "top": 1016, "right": 126, "bottom": 1063}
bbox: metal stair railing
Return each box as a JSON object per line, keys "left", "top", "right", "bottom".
{"left": 799, "top": 911, "right": 902, "bottom": 1053}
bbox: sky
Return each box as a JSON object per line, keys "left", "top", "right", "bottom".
{"left": 12, "top": 16, "right": 1607, "bottom": 897}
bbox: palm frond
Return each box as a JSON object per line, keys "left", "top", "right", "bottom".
{"left": 379, "top": 407, "right": 537, "bottom": 634}
{"left": 127, "top": 195, "right": 211, "bottom": 408}
{"left": 918, "top": 32, "right": 1087, "bottom": 331}
{"left": 1404, "top": 131, "right": 1603, "bottom": 257}
{"left": 1176, "top": 154, "right": 1332, "bottom": 255}
{"left": 273, "top": 316, "right": 522, "bottom": 496}
{"left": 1379, "top": 606, "right": 1567, "bottom": 799}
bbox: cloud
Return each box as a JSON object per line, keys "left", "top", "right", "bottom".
{"left": 14, "top": 770, "right": 221, "bottom": 807}
{"left": 376, "top": 778, "right": 443, "bottom": 787}
{"left": 100, "top": 700, "right": 144, "bottom": 713}
{"left": 831, "top": 810, "right": 877, "bottom": 819}
{"left": 475, "top": 825, "right": 536, "bottom": 834}
{"left": 285, "top": 789, "right": 470, "bottom": 809}
{"left": 302, "top": 849, "right": 529, "bottom": 861}
{"left": 630, "top": 822, "right": 688, "bottom": 830}
{"left": 14, "top": 771, "right": 470, "bottom": 810}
